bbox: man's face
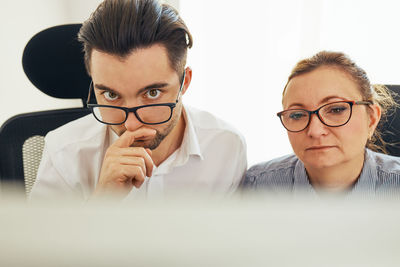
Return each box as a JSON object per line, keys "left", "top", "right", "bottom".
{"left": 89, "top": 44, "right": 187, "bottom": 149}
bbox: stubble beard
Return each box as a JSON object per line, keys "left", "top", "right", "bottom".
{"left": 131, "top": 108, "right": 181, "bottom": 150}
{"left": 131, "top": 127, "right": 172, "bottom": 150}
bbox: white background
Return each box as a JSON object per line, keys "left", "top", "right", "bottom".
{"left": 1, "top": 0, "right": 400, "bottom": 166}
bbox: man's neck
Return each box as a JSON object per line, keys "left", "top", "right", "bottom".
{"left": 305, "top": 152, "right": 365, "bottom": 192}
{"left": 151, "top": 113, "right": 186, "bottom": 167}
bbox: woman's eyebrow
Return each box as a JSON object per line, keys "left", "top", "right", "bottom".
{"left": 287, "top": 102, "right": 305, "bottom": 109}
{"left": 317, "top": 96, "right": 347, "bottom": 105}
{"left": 287, "top": 96, "right": 348, "bottom": 109}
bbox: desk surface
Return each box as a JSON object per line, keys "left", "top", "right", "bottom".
{"left": 0, "top": 194, "right": 399, "bottom": 267}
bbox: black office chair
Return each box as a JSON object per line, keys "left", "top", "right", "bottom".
{"left": 381, "top": 85, "right": 400, "bottom": 157}
{"left": 0, "top": 24, "right": 91, "bottom": 196}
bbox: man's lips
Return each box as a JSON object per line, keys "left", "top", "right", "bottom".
{"left": 133, "top": 133, "right": 155, "bottom": 141}
{"left": 134, "top": 137, "right": 152, "bottom": 142}
{"left": 130, "top": 138, "right": 153, "bottom": 147}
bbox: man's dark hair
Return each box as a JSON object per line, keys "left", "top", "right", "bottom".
{"left": 78, "top": 0, "right": 193, "bottom": 75}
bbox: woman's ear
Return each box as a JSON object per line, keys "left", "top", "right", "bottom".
{"left": 368, "top": 104, "right": 382, "bottom": 138}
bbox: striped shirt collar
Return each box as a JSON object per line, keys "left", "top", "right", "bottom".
{"left": 292, "top": 149, "right": 377, "bottom": 197}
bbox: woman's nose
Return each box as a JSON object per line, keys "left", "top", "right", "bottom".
{"left": 306, "top": 114, "right": 329, "bottom": 138}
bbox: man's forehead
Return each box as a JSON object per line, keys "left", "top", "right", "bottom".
{"left": 90, "top": 44, "right": 170, "bottom": 65}
{"left": 90, "top": 45, "right": 178, "bottom": 86}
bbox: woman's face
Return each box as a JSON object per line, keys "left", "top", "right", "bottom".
{"left": 282, "top": 66, "right": 381, "bottom": 170}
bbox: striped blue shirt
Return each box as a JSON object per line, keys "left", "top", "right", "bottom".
{"left": 242, "top": 149, "right": 400, "bottom": 198}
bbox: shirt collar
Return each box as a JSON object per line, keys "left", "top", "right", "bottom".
{"left": 292, "top": 148, "right": 377, "bottom": 198}
{"left": 145, "top": 106, "right": 203, "bottom": 175}
{"left": 169, "top": 106, "right": 203, "bottom": 165}
{"left": 108, "top": 127, "right": 116, "bottom": 145}
{"left": 293, "top": 159, "right": 317, "bottom": 197}
{"left": 351, "top": 148, "right": 377, "bottom": 196}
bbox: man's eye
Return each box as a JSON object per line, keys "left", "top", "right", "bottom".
{"left": 146, "top": 89, "right": 161, "bottom": 99}
{"left": 103, "top": 91, "right": 119, "bottom": 101}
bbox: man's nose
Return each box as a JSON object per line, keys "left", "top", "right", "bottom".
{"left": 306, "top": 113, "right": 329, "bottom": 138}
{"left": 124, "top": 112, "right": 143, "bottom": 131}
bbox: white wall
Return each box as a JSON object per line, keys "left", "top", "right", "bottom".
{"left": 0, "top": 0, "right": 177, "bottom": 128}
{"left": 180, "top": 0, "right": 400, "bottom": 166}
{"left": 2, "top": 0, "right": 400, "bottom": 167}
{"left": 0, "top": 0, "right": 102, "bottom": 127}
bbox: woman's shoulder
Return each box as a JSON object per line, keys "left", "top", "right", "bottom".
{"left": 367, "top": 149, "right": 400, "bottom": 175}
{"left": 242, "top": 154, "right": 299, "bottom": 189}
{"left": 247, "top": 154, "right": 299, "bottom": 174}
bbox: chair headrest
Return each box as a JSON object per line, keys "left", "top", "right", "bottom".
{"left": 22, "top": 24, "right": 91, "bottom": 103}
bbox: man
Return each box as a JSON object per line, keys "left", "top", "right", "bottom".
{"left": 30, "top": 0, "right": 246, "bottom": 201}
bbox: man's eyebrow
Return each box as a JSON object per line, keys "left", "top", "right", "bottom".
{"left": 94, "top": 82, "right": 170, "bottom": 96}
{"left": 94, "top": 84, "right": 118, "bottom": 94}
{"left": 136, "top": 82, "right": 170, "bottom": 96}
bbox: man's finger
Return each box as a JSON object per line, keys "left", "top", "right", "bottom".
{"left": 142, "top": 149, "right": 154, "bottom": 177}
{"left": 115, "top": 147, "right": 154, "bottom": 177}
{"left": 113, "top": 128, "right": 157, "bottom": 148}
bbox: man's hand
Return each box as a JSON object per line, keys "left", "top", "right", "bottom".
{"left": 92, "top": 128, "right": 156, "bottom": 198}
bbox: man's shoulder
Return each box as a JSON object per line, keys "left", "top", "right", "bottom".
{"left": 45, "top": 114, "right": 106, "bottom": 153}
{"left": 185, "top": 106, "right": 244, "bottom": 143}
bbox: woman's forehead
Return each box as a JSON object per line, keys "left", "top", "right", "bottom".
{"left": 283, "top": 66, "right": 362, "bottom": 108}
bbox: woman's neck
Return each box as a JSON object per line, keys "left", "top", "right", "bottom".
{"left": 305, "top": 152, "right": 366, "bottom": 192}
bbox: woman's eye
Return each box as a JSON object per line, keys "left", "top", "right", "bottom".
{"left": 103, "top": 91, "right": 119, "bottom": 101}
{"left": 328, "top": 106, "right": 347, "bottom": 114}
{"left": 289, "top": 112, "right": 307, "bottom": 120}
{"left": 146, "top": 89, "right": 161, "bottom": 99}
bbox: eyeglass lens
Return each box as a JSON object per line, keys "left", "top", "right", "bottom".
{"left": 93, "top": 105, "right": 172, "bottom": 124}
{"left": 280, "top": 102, "right": 352, "bottom": 132}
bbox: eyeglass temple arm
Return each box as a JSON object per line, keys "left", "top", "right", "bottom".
{"left": 175, "top": 71, "right": 186, "bottom": 103}
{"left": 86, "top": 81, "right": 93, "bottom": 106}
{"left": 355, "top": 100, "right": 373, "bottom": 105}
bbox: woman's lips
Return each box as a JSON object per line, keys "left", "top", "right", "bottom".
{"left": 306, "top": 145, "right": 336, "bottom": 151}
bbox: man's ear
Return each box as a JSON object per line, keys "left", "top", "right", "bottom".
{"left": 368, "top": 104, "right": 382, "bottom": 138}
{"left": 181, "top": 67, "right": 192, "bottom": 95}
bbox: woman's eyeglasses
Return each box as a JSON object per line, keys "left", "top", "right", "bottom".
{"left": 277, "top": 100, "right": 372, "bottom": 132}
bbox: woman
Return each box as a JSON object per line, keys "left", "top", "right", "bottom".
{"left": 243, "top": 51, "right": 400, "bottom": 197}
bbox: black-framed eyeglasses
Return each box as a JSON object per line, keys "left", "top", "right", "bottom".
{"left": 86, "top": 72, "right": 186, "bottom": 125}
{"left": 277, "top": 100, "right": 373, "bottom": 132}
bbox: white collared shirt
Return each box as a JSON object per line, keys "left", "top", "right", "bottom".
{"left": 30, "top": 106, "right": 247, "bottom": 201}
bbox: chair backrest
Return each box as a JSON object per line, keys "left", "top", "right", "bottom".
{"left": 0, "top": 24, "right": 91, "bottom": 196}
{"left": 0, "top": 108, "right": 90, "bottom": 195}
{"left": 22, "top": 24, "right": 90, "bottom": 105}
{"left": 381, "top": 85, "right": 400, "bottom": 157}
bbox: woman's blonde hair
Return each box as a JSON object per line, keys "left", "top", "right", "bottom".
{"left": 283, "top": 51, "right": 398, "bottom": 154}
